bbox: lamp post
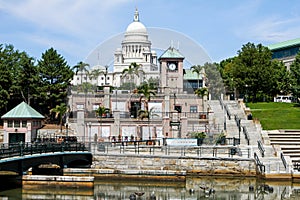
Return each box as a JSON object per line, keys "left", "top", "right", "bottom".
{"left": 65, "top": 123, "right": 68, "bottom": 139}
{"left": 88, "top": 122, "right": 92, "bottom": 151}
{"left": 104, "top": 65, "right": 108, "bottom": 85}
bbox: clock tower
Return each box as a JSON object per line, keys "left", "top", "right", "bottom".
{"left": 159, "top": 47, "right": 185, "bottom": 93}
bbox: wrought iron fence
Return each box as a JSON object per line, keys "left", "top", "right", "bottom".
{"left": 0, "top": 142, "right": 88, "bottom": 159}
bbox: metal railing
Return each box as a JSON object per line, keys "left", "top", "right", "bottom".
{"left": 257, "top": 140, "right": 265, "bottom": 157}
{"left": 95, "top": 142, "right": 251, "bottom": 159}
{"left": 280, "top": 152, "right": 287, "bottom": 169}
{"left": 0, "top": 142, "right": 88, "bottom": 160}
{"left": 243, "top": 126, "right": 250, "bottom": 145}
{"left": 254, "top": 152, "right": 265, "bottom": 174}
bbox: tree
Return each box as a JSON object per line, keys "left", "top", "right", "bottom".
{"left": 191, "top": 65, "right": 204, "bottom": 88}
{"left": 89, "top": 66, "right": 109, "bottom": 86}
{"left": 137, "top": 82, "right": 157, "bottom": 113}
{"left": 95, "top": 105, "right": 110, "bottom": 140}
{"left": 0, "top": 44, "right": 17, "bottom": 112}
{"left": 50, "top": 103, "right": 68, "bottom": 133}
{"left": 37, "top": 48, "right": 74, "bottom": 117}
{"left": 122, "top": 62, "right": 144, "bottom": 91}
{"left": 290, "top": 52, "right": 300, "bottom": 100}
{"left": 220, "top": 42, "right": 287, "bottom": 102}
{"left": 195, "top": 87, "right": 208, "bottom": 111}
{"left": 202, "top": 62, "right": 225, "bottom": 100}
{"left": 0, "top": 44, "right": 40, "bottom": 115}
{"left": 73, "top": 61, "right": 90, "bottom": 84}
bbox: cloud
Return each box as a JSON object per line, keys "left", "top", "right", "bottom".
{"left": 0, "top": 0, "right": 128, "bottom": 37}
{"left": 235, "top": 15, "right": 300, "bottom": 43}
{"left": 0, "top": 0, "right": 131, "bottom": 63}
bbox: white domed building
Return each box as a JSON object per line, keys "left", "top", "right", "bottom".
{"left": 113, "top": 9, "right": 159, "bottom": 87}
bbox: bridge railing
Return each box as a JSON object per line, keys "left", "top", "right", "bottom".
{"left": 0, "top": 142, "right": 88, "bottom": 159}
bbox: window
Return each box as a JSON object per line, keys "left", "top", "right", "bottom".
{"left": 8, "top": 120, "right": 13, "bottom": 128}
{"left": 22, "top": 121, "right": 27, "bottom": 127}
{"left": 93, "top": 104, "right": 99, "bottom": 110}
{"left": 77, "top": 104, "right": 84, "bottom": 110}
{"left": 14, "top": 120, "right": 20, "bottom": 128}
{"left": 190, "top": 106, "right": 198, "bottom": 113}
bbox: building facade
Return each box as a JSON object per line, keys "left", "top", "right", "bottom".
{"left": 68, "top": 9, "right": 208, "bottom": 143}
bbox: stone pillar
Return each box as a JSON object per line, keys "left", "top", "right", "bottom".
{"left": 103, "top": 85, "right": 110, "bottom": 109}
{"left": 113, "top": 110, "right": 120, "bottom": 138}
{"left": 180, "top": 117, "right": 188, "bottom": 138}
{"left": 77, "top": 108, "right": 85, "bottom": 142}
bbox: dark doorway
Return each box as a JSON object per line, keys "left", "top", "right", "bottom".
{"left": 9, "top": 133, "right": 25, "bottom": 144}
{"left": 130, "top": 102, "right": 141, "bottom": 118}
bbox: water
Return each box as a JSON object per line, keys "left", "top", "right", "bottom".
{"left": 1, "top": 176, "right": 300, "bottom": 199}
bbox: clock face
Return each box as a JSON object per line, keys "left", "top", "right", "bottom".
{"left": 168, "top": 63, "right": 177, "bottom": 70}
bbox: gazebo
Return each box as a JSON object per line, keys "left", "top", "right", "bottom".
{"left": 1, "top": 102, "right": 44, "bottom": 144}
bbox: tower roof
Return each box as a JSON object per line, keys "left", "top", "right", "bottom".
{"left": 159, "top": 47, "right": 185, "bottom": 59}
{"left": 1, "top": 102, "right": 45, "bottom": 119}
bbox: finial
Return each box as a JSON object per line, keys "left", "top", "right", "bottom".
{"left": 134, "top": 8, "right": 139, "bottom": 22}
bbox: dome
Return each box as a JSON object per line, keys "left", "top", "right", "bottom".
{"left": 125, "top": 9, "right": 147, "bottom": 34}
{"left": 126, "top": 21, "right": 147, "bottom": 33}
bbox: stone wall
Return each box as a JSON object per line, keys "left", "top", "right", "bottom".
{"left": 92, "top": 154, "right": 257, "bottom": 177}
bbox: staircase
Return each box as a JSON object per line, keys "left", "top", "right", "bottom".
{"left": 266, "top": 130, "right": 300, "bottom": 170}
{"left": 209, "top": 99, "right": 286, "bottom": 173}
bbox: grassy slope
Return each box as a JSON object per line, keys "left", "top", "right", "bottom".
{"left": 246, "top": 102, "right": 300, "bottom": 130}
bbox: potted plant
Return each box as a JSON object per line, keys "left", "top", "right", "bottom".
{"left": 191, "top": 132, "right": 206, "bottom": 146}
{"left": 216, "top": 131, "right": 226, "bottom": 145}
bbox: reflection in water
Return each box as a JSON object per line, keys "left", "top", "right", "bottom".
{"left": 1, "top": 176, "right": 300, "bottom": 199}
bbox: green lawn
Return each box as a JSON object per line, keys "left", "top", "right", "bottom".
{"left": 246, "top": 102, "right": 300, "bottom": 130}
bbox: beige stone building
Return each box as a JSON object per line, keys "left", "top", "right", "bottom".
{"left": 68, "top": 9, "right": 209, "bottom": 143}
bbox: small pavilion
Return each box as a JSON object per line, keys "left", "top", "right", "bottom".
{"left": 1, "top": 102, "right": 44, "bottom": 144}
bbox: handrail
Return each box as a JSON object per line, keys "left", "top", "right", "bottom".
{"left": 234, "top": 115, "right": 241, "bottom": 145}
{"left": 257, "top": 140, "right": 265, "bottom": 157}
{"left": 0, "top": 142, "right": 88, "bottom": 160}
{"left": 281, "top": 153, "right": 287, "bottom": 169}
{"left": 254, "top": 152, "right": 265, "bottom": 174}
{"left": 243, "top": 126, "right": 250, "bottom": 145}
{"left": 224, "top": 104, "right": 231, "bottom": 120}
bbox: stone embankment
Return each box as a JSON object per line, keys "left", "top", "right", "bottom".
{"left": 64, "top": 153, "right": 257, "bottom": 181}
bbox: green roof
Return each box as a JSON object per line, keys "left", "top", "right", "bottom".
{"left": 184, "top": 69, "right": 203, "bottom": 80}
{"left": 268, "top": 38, "right": 300, "bottom": 51}
{"left": 159, "top": 47, "right": 185, "bottom": 59}
{"left": 1, "top": 102, "right": 45, "bottom": 119}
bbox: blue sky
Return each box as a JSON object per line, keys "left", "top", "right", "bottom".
{"left": 1, "top": 0, "right": 300, "bottom": 67}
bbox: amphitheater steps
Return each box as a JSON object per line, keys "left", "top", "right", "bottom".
{"left": 266, "top": 130, "right": 300, "bottom": 169}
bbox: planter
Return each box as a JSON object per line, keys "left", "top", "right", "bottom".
{"left": 197, "top": 138, "right": 204, "bottom": 146}
{"left": 199, "top": 114, "right": 206, "bottom": 119}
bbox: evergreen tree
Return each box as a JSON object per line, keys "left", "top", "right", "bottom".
{"left": 37, "top": 48, "right": 74, "bottom": 118}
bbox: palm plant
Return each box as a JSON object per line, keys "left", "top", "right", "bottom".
{"left": 136, "top": 82, "right": 157, "bottom": 139}
{"left": 73, "top": 61, "right": 90, "bottom": 84}
{"left": 137, "top": 82, "right": 156, "bottom": 112}
{"left": 89, "top": 66, "right": 109, "bottom": 86}
{"left": 191, "top": 65, "right": 205, "bottom": 88}
{"left": 95, "top": 106, "right": 110, "bottom": 141}
{"left": 195, "top": 87, "right": 208, "bottom": 112}
{"left": 122, "top": 62, "right": 144, "bottom": 91}
{"left": 50, "top": 103, "right": 68, "bottom": 133}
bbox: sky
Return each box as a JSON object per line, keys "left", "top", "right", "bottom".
{"left": 1, "top": 0, "right": 300, "bottom": 67}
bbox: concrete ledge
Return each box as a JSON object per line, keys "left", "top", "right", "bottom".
{"left": 64, "top": 168, "right": 187, "bottom": 181}
{"left": 22, "top": 175, "right": 94, "bottom": 188}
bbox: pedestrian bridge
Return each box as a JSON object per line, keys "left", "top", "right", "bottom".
{"left": 0, "top": 143, "right": 93, "bottom": 175}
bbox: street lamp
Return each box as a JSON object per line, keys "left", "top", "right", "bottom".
{"left": 88, "top": 122, "right": 92, "bottom": 151}
{"left": 104, "top": 65, "right": 109, "bottom": 85}
{"left": 65, "top": 123, "right": 68, "bottom": 138}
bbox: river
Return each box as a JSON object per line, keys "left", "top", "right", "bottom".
{"left": 0, "top": 176, "right": 300, "bottom": 199}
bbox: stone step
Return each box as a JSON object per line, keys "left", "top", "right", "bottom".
{"left": 270, "top": 141, "right": 300, "bottom": 145}
{"left": 269, "top": 136, "right": 300, "bottom": 139}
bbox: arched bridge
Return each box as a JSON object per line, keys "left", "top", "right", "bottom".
{"left": 0, "top": 143, "right": 93, "bottom": 175}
